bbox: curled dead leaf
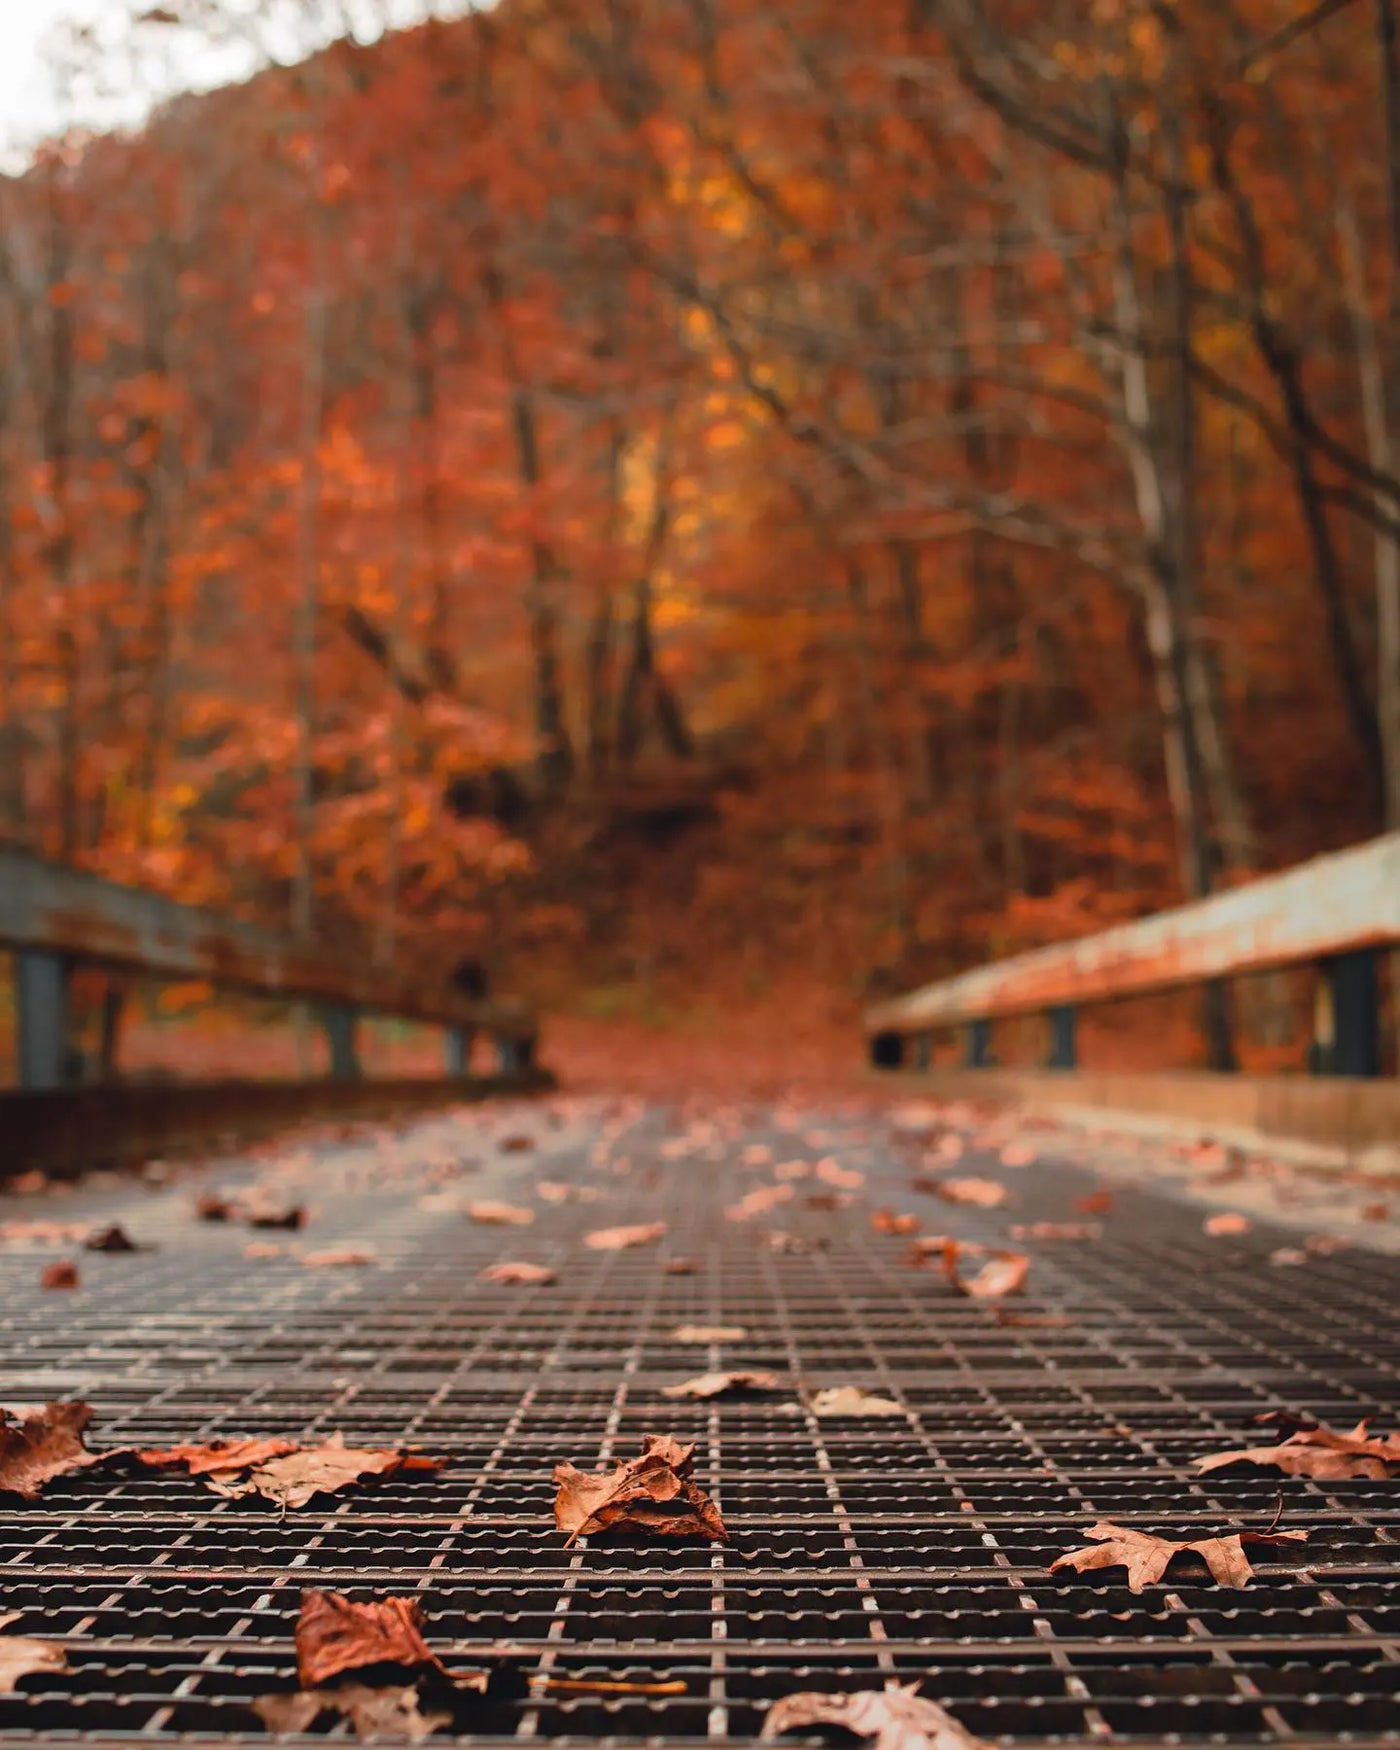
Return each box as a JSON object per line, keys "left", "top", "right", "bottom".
{"left": 1074, "top": 1191, "right": 1115, "bottom": 1215}
{"left": 999, "top": 1143, "right": 1036, "bottom": 1168}
{"left": 662, "top": 1370, "right": 784, "bottom": 1401}
{"left": 0, "top": 1402, "right": 107, "bottom": 1499}
{"left": 814, "top": 1158, "right": 864, "bottom": 1189}
{"left": 294, "top": 1588, "right": 438, "bottom": 1687}
{"left": 552, "top": 1433, "right": 727, "bottom": 1544}
{"left": 40, "top": 1260, "right": 79, "bottom": 1290}
{"left": 256, "top": 1682, "right": 450, "bottom": 1743}
{"left": 915, "top": 1177, "right": 1008, "bottom": 1208}
{"left": 585, "top": 1222, "right": 667, "bottom": 1250}
{"left": 808, "top": 1387, "right": 904, "bottom": 1418}
{"left": 467, "top": 1202, "right": 534, "bottom": 1227}
{"left": 670, "top": 1324, "right": 747, "bottom": 1343}
{"left": 83, "top": 1224, "right": 144, "bottom": 1253}
{"left": 762, "top": 1681, "right": 989, "bottom": 1749}
{"left": 1193, "top": 1418, "right": 1400, "bottom": 1481}
{"left": 0, "top": 1220, "right": 90, "bottom": 1246}
{"left": 301, "top": 1247, "right": 377, "bottom": 1267}
{"left": 664, "top": 1258, "right": 698, "bottom": 1275}
{"left": 1050, "top": 1520, "right": 1306, "bottom": 1592}
{"left": 914, "top": 1237, "right": 1029, "bottom": 1299}
{"left": 481, "top": 1261, "right": 556, "bottom": 1285}
{"left": 871, "top": 1209, "right": 919, "bottom": 1236}
{"left": 725, "top": 1184, "right": 794, "bottom": 1221}
{"left": 1204, "top": 1212, "right": 1251, "bottom": 1236}
{"left": 1008, "top": 1221, "right": 1102, "bottom": 1241}
{"left": 994, "top": 1308, "right": 1074, "bottom": 1329}
{"left": 0, "top": 1613, "right": 67, "bottom": 1691}
{"left": 140, "top": 1433, "right": 443, "bottom": 1507}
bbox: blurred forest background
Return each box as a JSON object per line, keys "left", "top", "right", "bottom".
{"left": 1, "top": 0, "right": 1398, "bottom": 1057}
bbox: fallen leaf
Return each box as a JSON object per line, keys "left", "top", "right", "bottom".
{"left": 761, "top": 1681, "right": 989, "bottom": 1749}
{"left": 83, "top": 1224, "right": 144, "bottom": 1253}
{"left": 662, "top": 1370, "right": 783, "bottom": 1400}
{"left": 765, "top": 1230, "right": 823, "bottom": 1254}
{"left": 0, "top": 1614, "right": 67, "bottom": 1692}
{"left": 808, "top": 1387, "right": 904, "bottom": 1418}
{"left": 804, "top": 1191, "right": 851, "bottom": 1211}
{"left": 499, "top": 1135, "right": 535, "bottom": 1153}
{"left": 925, "top": 1178, "right": 1008, "bottom": 1208}
{"left": 994, "top": 1308, "right": 1074, "bottom": 1329}
{"left": 480, "top": 1260, "right": 556, "bottom": 1285}
{"left": 1193, "top": 1418, "right": 1400, "bottom": 1481}
{"left": 536, "top": 1181, "right": 601, "bottom": 1203}
{"left": 741, "top": 1144, "right": 773, "bottom": 1166}
{"left": 196, "top": 1193, "right": 236, "bottom": 1221}
{"left": 1074, "top": 1191, "right": 1115, "bottom": 1215}
{"left": 999, "top": 1143, "right": 1036, "bottom": 1168}
{"left": 256, "top": 1683, "right": 449, "bottom": 1742}
{"left": 1305, "top": 1233, "right": 1348, "bottom": 1254}
{"left": 871, "top": 1209, "right": 919, "bottom": 1235}
{"left": 1360, "top": 1201, "right": 1391, "bottom": 1221}
{"left": 1050, "top": 1520, "right": 1306, "bottom": 1592}
{"left": 301, "top": 1247, "right": 377, "bottom": 1267}
{"left": 774, "top": 1161, "right": 811, "bottom": 1181}
{"left": 552, "top": 1433, "right": 727, "bottom": 1544}
{"left": 585, "top": 1222, "right": 667, "bottom": 1249}
{"left": 1269, "top": 1247, "right": 1309, "bottom": 1267}
{"left": 725, "top": 1184, "right": 794, "bottom": 1221}
{"left": 140, "top": 1433, "right": 443, "bottom": 1507}
{"left": 1204, "top": 1213, "right": 1251, "bottom": 1236}
{"left": 1008, "top": 1221, "right": 1102, "bottom": 1241}
{"left": 247, "top": 1203, "right": 307, "bottom": 1231}
{"left": 40, "top": 1260, "right": 79, "bottom": 1290}
{"left": 664, "top": 1258, "right": 698, "bottom": 1275}
{"left": 7, "top": 1171, "right": 48, "bottom": 1194}
{"left": 0, "top": 1219, "right": 90, "bottom": 1245}
{"left": 295, "top": 1588, "right": 438, "bottom": 1687}
{"left": 244, "top": 1240, "right": 284, "bottom": 1259}
{"left": 670, "top": 1324, "right": 747, "bottom": 1343}
{"left": 0, "top": 1402, "right": 107, "bottom": 1498}
{"left": 467, "top": 1202, "right": 534, "bottom": 1227}
{"left": 914, "top": 1238, "right": 1030, "bottom": 1299}
{"left": 814, "top": 1159, "right": 864, "bottom": 1189}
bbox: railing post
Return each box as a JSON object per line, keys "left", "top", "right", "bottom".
{"left": 16, "top": 950, "right": 71, "bottom": 1090}
{"left": 446, "top": 1026, "right": 472, "bottom": 1078}
{"left": 964, "top": 1018, "right": 991, "bottom": 1069}
{"left": 321, "top": 1005, "right": 361, "bottom": 1082}
{"left": 869, "top": 1030, "right": 905, "bottom": 1070}
{"left": 1313, "top": 950, "right": 1380, "bottom": 1077}
{"left": 1047, "top": 1004, "right": 1077, "bottom": 1070}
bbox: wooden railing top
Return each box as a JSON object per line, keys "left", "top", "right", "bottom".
{"left": 0, "top": 847, "right": 534, "bottom": 1040}
{"left": 867, "top": 831, "right": 1400, "bottom": 1035}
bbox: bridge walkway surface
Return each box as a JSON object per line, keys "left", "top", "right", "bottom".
{"left": 0, "top": 1095, "right": 1397, "bottom": 1747}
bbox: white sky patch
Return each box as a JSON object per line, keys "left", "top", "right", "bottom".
{"left": 1, "top": 0, "right": 474, "bottom": 164}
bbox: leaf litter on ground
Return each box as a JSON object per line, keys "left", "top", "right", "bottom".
{"left": 553, "top": 1434, "right": 727, "bottom": 1544}
{"left": 1193, "top": 1418, "right": 1400, "bottom": 1480}
{"left": 138, "top": 1432, "right": 444, "bottom": 1507}
{"left": 1050, "top": 1520, "right": 1306, "bottom": 1591}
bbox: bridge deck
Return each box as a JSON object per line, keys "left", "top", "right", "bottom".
{"left": 0, "top": 1098, "right": 1396, "bottom": 1747}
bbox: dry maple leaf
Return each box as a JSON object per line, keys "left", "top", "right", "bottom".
{"left": 814, "top": 1159, "right": 864, "bottom": 1189}
{"left": 725, "top": 1184, "right": 794, "bottom": 1221}
{"left": 804, "top": 1191, "right": 851, "bottom": 1211}
{"left": 664, "top": 1258, "right": 698, "bottom": 1275}
{"left": 552, "top": 1433, "right": 727, "bottom": 1545}
{"left": 467, "top": 1201, "right": 534, "bottom": 1227}
{"left": 871, "top": 1210, "right": 919, "bottom": 1236}
{"left": 670, "top": 1324, "right": 747, "bottom": 1343}
{"left": 0, "top": 1613, "right": 67, "bottom": 1692}
{"left": 999, "top": 1143, "right": 1037, "bottom": 1168}
{"left": 661, "top": 1370, "right": 783, "bottom": 1401}
{"left": 138, "top": 1435, "right": 299, "bottom": 1477}
{"left": 295, "top": 1588, "right": 439, "bottom": 1687}
{"left": 141, "top": 1434, "right": 442, "bottom": 1507}
{"left": 301, "top": 1247, "right": 377, "bottom": 1267}
{"left": 808, "top": 1387, "right": 904, "bottom": 1418}
{"left": 0, "top": 1402, "right": 106, "bottom": 1499}
{"left": 1204, "top": 1212, "right": 1251, "bottom": 1236}
{"left": 1075, "top": 1191, "right": 1115, "bottom": 1215}
{"left": 256, "top": 1683, "right": 449, "bottom": 1742}
{"left": 1193, "top": 1418, "right": 1400, "bottom": 1481}
{"left": 481, "top": 1261, "right": 556, "bottom": 1285}
{"left": 40, "top": 1260, "right": 79, "bottom": 1290}
{"left": 1050, "top": 1520, "right": 1306, "bottom": 1592}
{"left": 934, "top": 1177, "right": 1009, "bottom": 1207}
{"left": 994, "top": 1308, "right": 1074, "bottom": 1329}
{"left": 916, "top": 1238, "right": 1029, "bottom": 1300}
{"left": 83, "top": 1224, "right": 144, "bottom": 1253}
{"left": 584, "top": 1222, "right": 666, "bottom": 1250}
{"left": 761, "top": 1682, "right": 989, "bottom": 1749}
{"left": 774, "top": 1161, "right": 811, "bottom": 1181}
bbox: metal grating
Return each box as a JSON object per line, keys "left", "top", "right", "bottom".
{"left": 0, "top": 1100, "right": 1397, "bottom": 1745}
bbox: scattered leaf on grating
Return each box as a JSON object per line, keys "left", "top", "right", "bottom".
{"left": 1050, "top": 1520, "right": 1306, "bottom": 1591}
{"left": 761, "top": 1681, "right": 990, "bottom": 1748}
{"left": 662, "top": 1371, "right": 783, "bottom": 1400}
{"left": 1194, "top": 1418, "right": 1400, "bottom": 1480}
{"left": 553, "top": 1433, "right": 728, "bottom": 1545}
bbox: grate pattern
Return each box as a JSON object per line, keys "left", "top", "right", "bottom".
{"left": 0, "top": 1100, "right": 1397, "bottom": 1745}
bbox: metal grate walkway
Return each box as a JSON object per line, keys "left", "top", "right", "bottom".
{"left": 0, "top": 1099, "right": 1397, "bottom": 1745}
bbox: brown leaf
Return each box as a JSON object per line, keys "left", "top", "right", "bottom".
{"left": 1193, "top": 1418, "right": 1400, "bottom": 1481}
{"left": 871, "top": 1209, "right": 919, "bottom": 1235}
{"left": 725, "top": 1184, "right": 794, "bottom": 1221}
{"left": 140, "top": 1433, "right": 442, "bottom": 1507}
{"left": 0, "top": 1614, "right": 67, "bottom": 1692}
{"left": 0, "top": 1402, "right": 106, "bottom": 1499}
{"left": 670, "top": 1323, "right": 747, "bottom": 1343}
{"left": 467, "top": 1201, "right": 534, "bottom": 1226}
{"left": 537, "top": 1181, "right": 601, "bottom": 1203}
{"left": 480, "top": 1261, "right": 556, "bottom": 1285}
{"left": 294, "top": 1588, "right": 438, "bottom": 1687}
{"left": 1360, "top": 1200, "right": 1391, "bottom": 1221}
{"left": 301, "top": 1247, "right": 377, "bottom": 1267}
{"left": 247, "top": 1204, "right": 307, "bottom": 1231}
{"left": 999, "top": 1143, "right": 1037, "bottom": 1168}
{"left": 244, "top": 1240, "right": 284, "bottom": 1259}
{"left": 256, "top": 1683, "right": 450, "bottom": 1742}
{"left": 1050, "top": 1520, "right": 1306, "bottom": 1592}
{"left": 1008, "top": 1221, "right": 1102, "bottom": 1241}
{"left": 814, "top": 1158, "right": 864, "bottom": 1189}
{"left": 931, "top": 1178, "right": 1008, "bottom": 1208}
{"left": 1269, "top": 1247, "right": 1309, "bottom": 1267}
{"left": 662, "top": 1370, "right": 784, "bottom": 1400}
{"left": 920, "top": 1238, "right": 1030, "bottom": 1300}
{"left": 83, "top": 1224, "right": 144, "bottom": 1253}
{"left": 0, "top": 1219, "right": 90, "bottom": 1246}
{"left": 196, "top": 1193, "right": 236, "bottom": 1221}
{"left": 499, "top": 1134, "right": 535, "bottom": 1153}
{"left": 1204, "top": 1212, "right": 1251, "bottom": 1236}
{"left": 774, "top": 1161, "right": 811, "bottom": 1181}
{"left": 552, "top": 1433, "right": 727, "bottom": 1545}
{"left": 664, "top": 1258, "right": 698, "bottom": 1275}
{"left": 761, "top": 1681, "right": 990, "bottom": 1749}
{"left": 584, "top": 1222, "right": 667, "bottom": 1249}
{"left": 40, "top": 1260, "right": 79, "bottom": 1290}
{"left": 994, "top": 1308, "right": 1074, "bottom": 1329}
{"left": 804, "top": 1191, "right": 851, "bottom": 1211}
{"left": 808, "top": 1387, "right": 904, "bottom": 1418}
{"left": 1074, "top": 1191, "right": 1115, "bottom": 1215}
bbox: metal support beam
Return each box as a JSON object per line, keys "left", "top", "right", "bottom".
{"left": 446, "top": 1026, "right": 472, "bottom": 1078}
{"left": 964, "top": 1018, "right": 992, "bottom": 1069}
{"left": 1313, "top": 949, "right": 1381, "bottom": 1078}
{"left": 1047, "top": 1004, "right": 1077, "bottom": 1070}
{"left": 16, "top": 950, "right": 71, "bottom": 1090}
{"left": 322, "top": 1005, "right": 361, "bottom": 1082}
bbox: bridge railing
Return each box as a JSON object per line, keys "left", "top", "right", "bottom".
{"left": 0, "top": 847, "right": 539, "bottom": 1092}
{"left": 866, "top": 832, "right": 1400, "bottom": 1079}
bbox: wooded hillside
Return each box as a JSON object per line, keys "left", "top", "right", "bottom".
{"left": 0, "top": 0, "right": 1396, "bottom": 1028}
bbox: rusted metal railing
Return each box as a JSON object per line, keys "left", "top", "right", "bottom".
{"left": 0, "top": 847, "right": 539, "bottom": 1093}
{"left": 867, "top": 831, "right": 1400, "bottom": 1078}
